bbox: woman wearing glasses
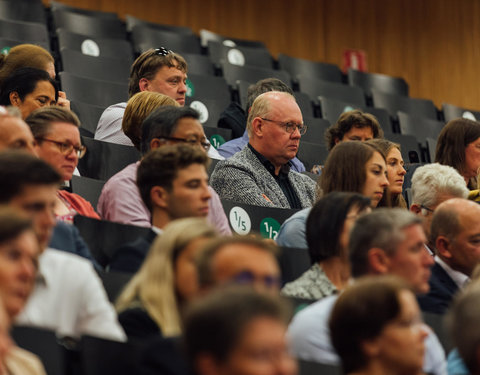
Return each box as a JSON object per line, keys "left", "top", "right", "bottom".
{"left": 25, "top": 106, "right": 99, "bottom": 222}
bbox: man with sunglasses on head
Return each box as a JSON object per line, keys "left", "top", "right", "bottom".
{"left": 211, "top": 91, "right": 316, "bottom": 208}
{"left": 94, "top": 47, "right": 188, "bottom": 146}
{"left": 98, "top": 105, "right": 231, "bottom": 235}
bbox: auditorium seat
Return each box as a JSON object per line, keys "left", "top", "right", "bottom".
{"left": 56, "top": 29, "right": 134, "bottom": 62}
{"left": 371, "top": 90, "right": 438, "bottom": 120}
{"left": 181, "top": 53, "right": 216, "bottom": 76}
{"left": 203, "top": 127, "right": 233, "bottom": 150}
{"left": 298, "top": 360, "right": 341, "bottom": 375}
{"left": 59, "top": 48, "right": 131, "bottom": 84}
{"left": 77, "top": 137, "right": 140, "bottom": 181}
{"left": 278, "top": 247, "right": 311, "bottom": 285}
{"left": 96, "top": 270, "right": 133, "bottom": 303}
{"left": 384, "top": 133, "right": 422, "bottom": 163}
{"left": 221, "top": 62, "right": 291, "bottom": 87}
{"left": 300, "top": 117, "right": 330, "bottom": 145}
{"left": 207, "top": 41, "right": 274, "bottom": 69}
{"left": 0, "top": 19, "right": 49, "bottom": 44}
{"left": 296, "top": 142, "right": 329, "bottom": 171}
{"left": 125, "top": 14, "right": 194, "bottom": 34}
{"left": 71, "top": 175, "right": 106, "bottom": 209}
{"left": 59, "top": 72, "right": 128, "bottom": 107}
{"left": 442, "top": 102, "right": 480, "bottom": 122}
{"left": 186, "top": 73, "right": 231, "bottom": 101}
{"left": 297, "top": 76, "right": 366, "bottom": 107}
{"left": 200, "top": 28, "right": 266, "bottom": 49}
{"left": 131, "top": 25, "right": 201, "bottom": 55}
{"left": 348, "top": 68, "right": 409, "bottom": 97}
{"left": 186, "top": 96, "right": 231, "bottom": 129}
{"left": 71, "top": 101, "right": 106, "bottom": 137}
{"left": 0, "top": 37, "right": 50, "bottom": 53}
{"left": 397, "top": 111, "right": 445, "bottom": 145}
{"left": 51, "top": 9, "right": 127, "bottom": 39}
{"left": 50, "top": 1, "right": 119, "bottom": 19}
{"left": 0, "top": 0, "right": 46, "bottom": 24}
{"left": 278, "top": 53, "right": 343, "bottom": 84}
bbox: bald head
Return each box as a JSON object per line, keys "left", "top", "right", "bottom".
{"left": 431, "top": 198, "right": 480, "bottom": 276}
{"left": 0, "top": 111, "right": 36, "bottom": 155}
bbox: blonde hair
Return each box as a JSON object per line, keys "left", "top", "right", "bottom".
{"left": 0, "top": 44, "right": 54, "bottom": 83}
{"left": 122, "top": 91, "right": 179, "bottom": 151}
{"left": 115, "top": 218, "right": 218, "bottom": 336}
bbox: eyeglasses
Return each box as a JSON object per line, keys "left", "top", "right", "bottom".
{"left": 232, "top": 270, "right": 281, "bottom": 289}
{"left": 160, "top": 136, "right": 210, "bottom": 152}
{"left": 36, "top": 138, "right": 86, "bottom": 158}
{"left": 153, "top": 47, "right": 173, "bottom": 56}
{"left": 420, "top": 204, "right": 434, "bottom": 213}
{"left": 260, "top": 118, "right": 307, "bottom": 135}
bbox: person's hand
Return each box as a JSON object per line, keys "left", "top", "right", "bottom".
{"left": 57, "top": 91, "right": 70, "bottom": 110}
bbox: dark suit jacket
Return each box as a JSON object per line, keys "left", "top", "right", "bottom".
{"left": 118, "top": 306, "right": 161, "bottom": 341}
{"left": 417, "top": 261, "right": 460, "bottom": 314}
{"left": 108, "top": 229, "right": 157, "bottom": 273}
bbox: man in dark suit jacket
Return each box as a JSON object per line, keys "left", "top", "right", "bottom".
{"left": 418, "top": 198, "right": 480, "bottom": 314}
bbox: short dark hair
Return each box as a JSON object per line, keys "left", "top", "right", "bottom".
{"left": 245, "top": 78, "right": 293, "bottom": 112}
{"left": 324, "top": 110, "right": 383, "bottom": 151}
{"left": 195, "top": 236, "right": 279, "bottom": 289}
{"left": 0, "top": 205, "right": 34, "bottom": 244}
{"left": 330, "top": 275, "right": 411, "bottom": 373}
{"left": 183, "top": 286, "right": 291, "bottom": 369}
{"left": 140, "top": 106, "right": 200, "bottom": 155}
{"left": 306, "top": 192, "right": 371, "bottom": 264}
{"left": 435, "top": 118, "right": 480, "bottom": 178}
{"left": 319, "top": 141, "right": 384, "bottom": 197}
{"left": 137, "top": 144, "right": 209, "bottom": 212}
{"left": 25, "top": 106, "right": 80, "bottom": 139}
{"left": 0, "top": 67, "right": 58, "bottom": 105}
{"left": 128, "top": 48, "right": 187, "bottom": 98}
{"left": 349, "top": 208, "right": 422, "bottom": 278}
{"left": 0, "top": 150, "right": 61, "bottom": 203}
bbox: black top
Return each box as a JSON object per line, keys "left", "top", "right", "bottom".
{"left": 118, "top": 306, "right": 162, "bottom": 341}
{"left": 248, "top": 144, "right": 302, "bottom": 209}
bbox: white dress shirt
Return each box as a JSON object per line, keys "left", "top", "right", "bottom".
{"left": 15, "top": 248, "right": 126, "bottom": 342}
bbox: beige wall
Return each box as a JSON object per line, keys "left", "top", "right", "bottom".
{"left": 47, "top": 0, "right": 480, "bottom": 111}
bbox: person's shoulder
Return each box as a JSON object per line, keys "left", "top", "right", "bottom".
{"left": 43, "top": 248, "right": 93, "bottom": 269}
{"left": 294, "top": 294, "right": 338, "bottom": 320}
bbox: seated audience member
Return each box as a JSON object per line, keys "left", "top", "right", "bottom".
{"left": 0, "top": 151, "right": 125, "bottom": 341}
{"left": 0, "top": 68, "right": 57, "bottom": 119}
{"left": 366, "top": 138, "right": 407, "bottom": 208}
{"left": 281, "top": 192, "right": 371, "bottom": 300}
{"left": 324, "top": 109, "right": 383, "bottom": 151}
{"left": 0, "top": 44, "right": 68, "bottom": 108}
{"left": 435, "top": 118, "right": 480, "bottom": 190}
{"left": 417, "top": 198, "right": 480, "bottom": 314}
{"left": 210, "top": 91, "right": 316, "bottom": 208}
{"left": 95, "top": 47, "right": 187, "bottom": 145}
{"left": 447, "top": 281, "right": 480, "bottom": 375}
{"left": 0, "top": 106, "right": 35, "bottom": 154}
{"left": 276, "top": 141, "right": 388, "bottom": 249}
{"left": 217, "top": 78, "right": 305, "bottom": 172}
{"left": 115, "top": 218, "right": 217, "bottom": 341}
{"left": 330, "top": 276, "right": 428, "bottom": 375}
{"left": 109, "top": 144, "right": 212, "bottom": 273}
{"left": 25, "top": 106, "right": 99, "bottom": 221}
{"left": 288, "top": 208, "right": 446, "bottom": 375}
{"left": 196, "top": 237, "right": 281, "bottom": 294}
{"left": 409, "top": 163, "right": 469, "bottom": 250}
{"left": 0, "top": 206, "right": 46, "bottom": 375}
{"left": 121, "top": 91, "right": 178, "bottom": 151}
{"left": 98, "top": 105, "right": 230, "bottom": 234}
{"left": 184, "top": 287, "right": 297, "bottom": 375}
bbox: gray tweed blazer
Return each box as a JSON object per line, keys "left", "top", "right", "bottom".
{"left": 210, "top": 146, "right": 316, "bottom": 208}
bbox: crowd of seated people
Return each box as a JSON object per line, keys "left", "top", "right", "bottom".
{"left": 0, "top": 8, "right": 479, "bottom": 374}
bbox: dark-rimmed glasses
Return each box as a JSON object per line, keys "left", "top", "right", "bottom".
{"left": 420, "top": 204, "right": 434, "bottom": 214}
{"left": 160, "top": 136, "right": 210, "bottom": 152}
{"left": 36, "top": 138, "right": 86, "bottom": 158}
{"left": 260, "top": 118, "right": 307, "bottom": 135}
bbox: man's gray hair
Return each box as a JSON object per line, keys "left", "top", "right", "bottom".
{"left": 350, "top": 208, "right": 422, "bottom": 278}
{"left": 411, "top": 163, "right": 469, "bottom": 208}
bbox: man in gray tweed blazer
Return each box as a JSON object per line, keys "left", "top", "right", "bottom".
{"left": 210, "top": 91, "right": 316, "bottom": 209}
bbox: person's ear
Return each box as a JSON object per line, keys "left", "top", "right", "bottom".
{"left": 138, "top": 78, "right": 150, "bottom": 92}
{"left": 251, "top": 117, "right": 263, "bottom": 137}
{"left": 436, "top": 236, "right": 452, "bottom": 259}
{"left": 362, "top": 338, "right": 381, "bottom": 358}
{"left": 410, "top": 204, "right": 421, "bottom": 215}
{"left": 367, "top": 248, "right": 390, "bottom": 274}
{"left": 149, "top": 138, "right": 166, "bottom": 150}
{"left": 334, "top": 136, "right": 341, "bottom": 145}
{"left": 150, "top": 186, "right": 168, "bottom": 210}
{"left": 9, "top": 91, "right": 20, "bottom": 106}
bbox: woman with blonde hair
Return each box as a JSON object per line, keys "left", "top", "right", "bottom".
{"left": 122, "top": 91, "right": 178, "bottom": 151}
{"left": 115, "top": 218, "right": 218, "bottom": 340}
{"left": 366, "top": 138, "right": 407, "bottom": 208}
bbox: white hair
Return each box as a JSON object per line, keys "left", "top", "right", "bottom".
{"left": 411, "top": 163, "right": 469, "bottom": 207}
